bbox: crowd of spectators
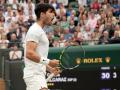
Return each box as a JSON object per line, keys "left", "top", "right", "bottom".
{"left": 0, "top": 0, "right": 120, "bottom": 50}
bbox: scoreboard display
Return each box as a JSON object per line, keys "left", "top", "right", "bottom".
{"left": 47, "top": 66, "right": 120, "bottom": 90}
{"left": 48, "top": 44, "right": 120, "bottom": 90}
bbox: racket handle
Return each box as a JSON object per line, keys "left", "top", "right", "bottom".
{"left": 46, "top": 73, "right": 55, "bottom": 82}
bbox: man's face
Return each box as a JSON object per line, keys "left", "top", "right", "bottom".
{"left": 44, "top": 9, "right": 55, "bottom": 25}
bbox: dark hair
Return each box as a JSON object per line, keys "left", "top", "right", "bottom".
{"left": 35, "top": 3, "right": 55, "bottom": 20}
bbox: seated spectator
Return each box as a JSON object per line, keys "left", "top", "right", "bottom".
{"left": 112, "top": 0, "right": 120, "bottom": 17}
{"left": 60, "top": 15, "right": 69, "bottom": 30}
{"left": 98, "top": 30, "right": 110, "bottom": 44}
{"left": 56, "top": 3, "right": 66, "bottom": 17}
{"left": 20, "top": 24, "right": 28, "bottom": 43}
{"left": 69, "top": 20, "right": 76, "bottom": 33}
{"left": 109, "top": 31, "right": 120, "bottom": 44}
{"left": 9, "top": 44, "right": 22, "bottom": 60}
{"left": 114, "top": 24, "right": 120, "bottom": 37}
{"left": 50, "top": 0, "right": 59, "bottom": 9}
{"left": 0, "top": 34, "right": 9, "bottom": 49}
{"left": 8, "top": 33, "right": 21, "bottom": 48}
{"left": 59, "top": 34, "right": 66, "bottom": 47}
{"left": 90, "top": 0, "right": 101, "bottom": 11}
{"left": 86, "top": 11, "right": 98, "bottom": 32}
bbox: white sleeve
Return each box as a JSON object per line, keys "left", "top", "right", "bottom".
{"left": 26, "top": 32, "right": 40, "bottom": 44}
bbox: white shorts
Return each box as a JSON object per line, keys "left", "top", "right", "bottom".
{"left": 24, "top": 74, "right": 48, "bottom": 90}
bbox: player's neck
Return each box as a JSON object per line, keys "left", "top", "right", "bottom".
{"left": 36, "top": 21, "right": 45, "bottom": 29}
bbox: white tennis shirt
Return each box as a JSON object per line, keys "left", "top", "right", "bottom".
{"left": 23, "top": 23, "right": 49, "bottom": 78}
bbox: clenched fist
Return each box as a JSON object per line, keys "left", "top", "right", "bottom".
{"left": 50, "top": 67, "right": 61, "bottom": 76}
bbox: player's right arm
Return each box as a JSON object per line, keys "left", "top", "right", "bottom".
{"left": 26, "top": 41, "right": 59, "bottom": 67}
{"left": 26, "top": 41, "right": 40, "bottom": 63}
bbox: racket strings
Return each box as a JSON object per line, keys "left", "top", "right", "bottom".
{"left": 59, "top": 45, "right": 86, "bottom": 70}
{"left": 59, "top": 49, "right": 79, "bottom": 70}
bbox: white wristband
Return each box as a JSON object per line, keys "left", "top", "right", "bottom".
{"left": 40, "top": 57, "right": 50, "bottom": 65}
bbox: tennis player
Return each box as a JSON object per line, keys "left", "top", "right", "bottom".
{"left": 23, "top": 3, "right": 60, "bottom": 90}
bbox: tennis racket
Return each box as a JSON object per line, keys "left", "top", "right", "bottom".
{"left": 46, "top": 45, "right": 85, "bottom": 82}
